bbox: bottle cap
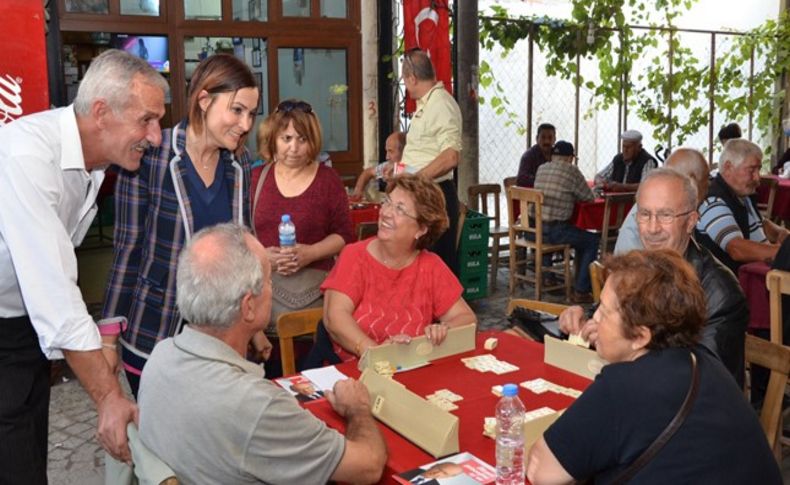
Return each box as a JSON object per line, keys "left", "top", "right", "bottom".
{"left": 281, "top": 214, "right": 291, "bottom": 222}
{"left": 502, "top": 383, "right": 518, "bottom": 397}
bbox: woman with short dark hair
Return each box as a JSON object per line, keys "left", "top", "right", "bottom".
{"left": 527, "top": 249, "right": 782, "bottom": 484}
{"left": 102, "top": 54, "right": 260, "bottom": 397}
{"left": 322, "top": 174, "right": 476, "bottom": 361}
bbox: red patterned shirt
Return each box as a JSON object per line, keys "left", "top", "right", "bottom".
{"left": 321, "top": 238, "right": 463, "bottom": 361}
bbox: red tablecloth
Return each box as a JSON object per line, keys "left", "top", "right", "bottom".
{"left": 304, "top": 331, "right": 592, "bottom": 484}
{"left": 756, "top": 176, "right": 790, "bottom": 221}
{"left": 350, "top": 204, "right": 380, "bottom": 238}
{"left": 571, "top": 198, "right": 634, "bottom": 231}
{"left": 738, "top": 261, "right": 771, "bottom": 331}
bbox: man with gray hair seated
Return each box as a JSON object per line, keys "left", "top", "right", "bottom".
{"left": 138, "top": 223, "right": 386, "bottom": 484}
{"left": 567, "top": 162, "right": 748, "bottom": 385}
{"left": 594, "top": 129, "right": 657, "bottom": 192}
{"left": 696, "top": 138, "right": 789, "bottom": 274}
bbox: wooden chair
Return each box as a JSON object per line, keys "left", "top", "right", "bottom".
{"left": 589, "top": 260, "right": 606, "bottom": 303}
{"left": 468, "top": 183, "right": 509, "bottom": 292}
{"left": 506, "top": 298, "right": 569, "bottom": 340}
{"left": 276, "top": 307, "right": 323, "bottom": 376}
{"left": 767, "top": 269, "right": 790, "bottom": 344}
{"left": 507, "top": 186, "right": 572, "bottom": 301}
{"left": 758, "top": 176, "right": 779, "bottom": 221}
{"left": 356, "top": 221, "right": 378, "bottom": 241}
{"left": 599, "top": 192, "right": 635, "bottom": 255}
{"left": 503, "top": 176, "right": 517, "bottom": 191}
{"left": 744, "top": 334, "right": 790, "bottom": 461}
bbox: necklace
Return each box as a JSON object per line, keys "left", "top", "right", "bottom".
{"left": 377, "top": 242, "right": 417, "bottom": 269}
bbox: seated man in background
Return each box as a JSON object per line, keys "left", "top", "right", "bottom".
{"left": 696, "top": 138, "right": 789, "bottom": 274}
{"left": 516, "top": 122, "right": 556, "bottom": 187}
{"left": 138, "top": 223, "right": 386, "bottom": 485}
{"left": 533, "top": 141, "right": 599, "bottom": 303}
{"left": 571, "top": 166, "right": 749, "bottom": 385}
{"left": 351, "top": 131, "right": 406, "bottom": 200}
{"left": 594, "top": 129, "right": 657, "bottom": 192}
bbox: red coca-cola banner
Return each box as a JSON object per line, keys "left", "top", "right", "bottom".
{"left": 403, "top": 0, "right": 452, "bottom": 114}
{"left": 0, "top": 1, "right": 49, "bottom": 127}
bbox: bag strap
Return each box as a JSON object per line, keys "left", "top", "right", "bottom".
{"left": 252, "top": 161, "right": 273, "bottom": 238}
{"left": 612, "top": 351, "right": 700, "bottom": 484}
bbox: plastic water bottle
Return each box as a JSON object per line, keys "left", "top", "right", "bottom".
{"left": 278, "top": 214, "right": 296, "bottom": 247}
{"left": 496, "top": 383, "right": 525, "bottom": 485}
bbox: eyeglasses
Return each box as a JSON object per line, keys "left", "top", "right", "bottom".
{"left": 275, "top": 99, "right": 313, "bottom": 114}
{"left": 381, "top": 195, "right": 418, "bottom": 220}
{"left": 636, "top": 209, "right": 694, "bottom": 225}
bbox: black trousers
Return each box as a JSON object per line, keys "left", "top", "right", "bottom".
{"left": 431, "top": 179, "right": 459, "bottom": 276}
{"left": 0, "top": 316, "right": 50, "bottom": 485}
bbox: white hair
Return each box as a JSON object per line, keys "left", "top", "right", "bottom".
{"left": 176, "top": 223, "right": 264, "bottom": 329}
{"left": 638, "top": 168, "right": 698, "bottom": 212}
{"left": 73, "top": 49, "right": 169, "bottom": 116}
{"left": 720, "top": 138, "right": 763, "bottom": 168}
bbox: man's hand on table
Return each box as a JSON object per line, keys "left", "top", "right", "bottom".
{"left": 558, "top": 306, "right": 598, "bottom": 346}
{"left": 326, "top": 379, "right": 371, "bottom": 419}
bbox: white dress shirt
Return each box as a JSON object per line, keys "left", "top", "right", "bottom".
{"left": 0, "top": 105, "right": 103, "bottom": 359}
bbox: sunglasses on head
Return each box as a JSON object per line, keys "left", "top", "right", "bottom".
{"left": 276, "top": 100, "right": 313, "bottom": 114}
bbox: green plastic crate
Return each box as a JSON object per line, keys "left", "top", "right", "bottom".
{"left": 458, "top": 245, "right": 488, "bottom": 275}
{"left": 458, "top": 209, "right": 490, "bottom": 250}
{"left": 460, "top": 271, "right": 488, "bottom": 300}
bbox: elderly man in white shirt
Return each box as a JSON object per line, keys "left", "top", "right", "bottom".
{"left": 0, "top": 49, "right": 167, "bottom": 483}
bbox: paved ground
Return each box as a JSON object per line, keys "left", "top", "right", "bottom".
{"left": 46, "top": 268, "right": 790, "bottom": 483}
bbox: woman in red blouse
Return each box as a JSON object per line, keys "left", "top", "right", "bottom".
{"left": 322, "top": 174, "right": 476, "bottom": 361}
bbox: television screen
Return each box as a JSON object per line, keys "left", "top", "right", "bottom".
{"left": 112, "top": 34, "right": 169, "bottom": 73}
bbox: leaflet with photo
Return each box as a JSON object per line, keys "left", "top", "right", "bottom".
{"left": 393, "top": 451, "right": 496, "bottom": 485}
{"left": 274, "top": 375, "right": 325, "bottom": 403}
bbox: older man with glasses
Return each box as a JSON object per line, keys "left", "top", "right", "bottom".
{"left": 564, "top": 162, "right": 748, "bottom": 386}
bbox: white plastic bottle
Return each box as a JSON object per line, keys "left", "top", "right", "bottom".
{"left": 278, "top": 214, "right": 296, "bottom": 247}
{"left": 495, "top": 383, "right": 526, "bottom": 485}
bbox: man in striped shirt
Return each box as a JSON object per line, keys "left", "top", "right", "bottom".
{"left": 696, "top": 138, "right": 788, "bottom": 274}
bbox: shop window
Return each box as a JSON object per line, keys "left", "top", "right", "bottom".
{"left": 320, "top": 0, "right": 346, "bottom": 18}
{"left": 232, "top": 0, "right": 267, "bottom": 21}
{"left": 184, "top": 0, "right": 221, "bottom": 20}
{"left": 64, "top": 0, "right": 109, "bottom": 14}
{"left": 282, "top": 0, "right": 309, "bottom": 17}
{"left": 278, "top": 47, "right": 347, "bottom": 151}
{"left": 120, "top": 0, "right": 159, "bottom": 16}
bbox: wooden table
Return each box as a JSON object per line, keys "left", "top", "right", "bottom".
{"left": 303, "top": 331, "right": 592, "bottom": 484}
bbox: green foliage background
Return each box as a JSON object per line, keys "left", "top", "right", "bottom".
{"left": 478, "top": 1, "right": 790, "bottom": 158}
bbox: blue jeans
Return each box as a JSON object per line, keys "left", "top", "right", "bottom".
{"left": 543, "top": 222, "right": 599, "bottom": 293}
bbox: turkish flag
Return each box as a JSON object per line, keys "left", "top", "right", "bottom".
{"left": 403, "top": 0, "right": 452, "bottom": 114}
{"left": 0, "top": 0, "right": 49, "bottom": 126}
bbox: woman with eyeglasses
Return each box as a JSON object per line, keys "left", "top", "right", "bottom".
{"left": 251, "top": 99, "right": 353, "bottom": 341}
{"left": 321, "top": 174, "right": 476, "bottom": 361}
{"left": 101, "top": 54, "right": 263, "bottom": 397}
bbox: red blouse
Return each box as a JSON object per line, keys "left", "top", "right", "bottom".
{"left": 252, "top": 163, "right": 353, "bottom": 271}
{"left": 321, "top": 238, "right": 463, "bottom": 361}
